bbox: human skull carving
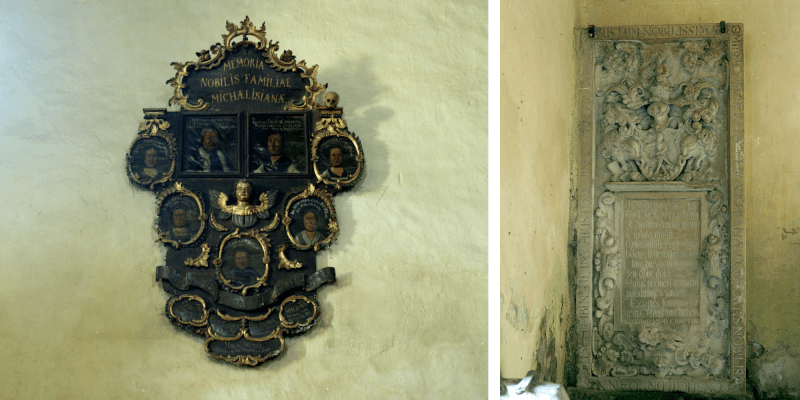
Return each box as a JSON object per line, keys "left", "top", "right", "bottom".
{"left": 324, "top": 91, "right": 340, "bottom": 107}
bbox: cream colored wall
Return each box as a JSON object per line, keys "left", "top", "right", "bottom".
{"left": 0, "top": 1, "right": 487, "bottom": 398}
{"left": 500, "top": 0, "right": 575, "bottom": 379}
{"left": 502, "top": 0, "right": 800, "bottom": 388}
{"left": 578, "top": 0, "right": 800, "bottom": 376}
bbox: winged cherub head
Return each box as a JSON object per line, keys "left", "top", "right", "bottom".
{"left": 235, "top": 180, "right": 252, "bottom": 205}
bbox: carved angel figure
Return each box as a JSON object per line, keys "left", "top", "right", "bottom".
{"left": 210, "top": 180, "right": 279, "bottom": 229}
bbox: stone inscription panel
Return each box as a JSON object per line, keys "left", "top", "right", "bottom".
{"left": 615, "top": 194, "right": 708, "bottom": 335}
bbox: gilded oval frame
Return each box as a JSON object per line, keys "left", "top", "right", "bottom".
{"left": 311, "top": 124, "right": 365, "bottom": 191}
{"left": 213, "top": 228, "right": 271, "bottom": 295}
{"left": 126, "top": 123, "right": 176, "bottom": 191}
{"left": 155, "top": 182, "right": 207, "bottom": 249}
{"left": 282, "top": 183, "right": 338, "bottom": 252}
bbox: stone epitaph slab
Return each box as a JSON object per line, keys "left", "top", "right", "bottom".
{"left": 573, "top": 24, "right": 745, "bottom": 394}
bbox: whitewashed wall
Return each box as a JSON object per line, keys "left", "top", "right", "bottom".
{"left": 0, "top": 1, "right": 487, "bottom": 398}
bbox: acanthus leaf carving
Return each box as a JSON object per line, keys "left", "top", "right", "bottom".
{"left": 597, "top": 40, "right": 724, "bottom": 184}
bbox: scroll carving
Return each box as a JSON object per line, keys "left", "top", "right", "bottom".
{"left": 594, "top": 192, "right": 618, "bottom": 344}
{"left": 591, "top": 188, "right": 730, "bottom": 380}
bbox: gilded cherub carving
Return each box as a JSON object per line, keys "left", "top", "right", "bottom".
{"left": 210, "top": 180, "right": 279, "bottom": 229}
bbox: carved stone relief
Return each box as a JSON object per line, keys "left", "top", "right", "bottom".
{"left": 574, "top": 24, "right": 745, "bottom": 395}
{"left": 596, "top": 38, "right": 727, "bottom": 184}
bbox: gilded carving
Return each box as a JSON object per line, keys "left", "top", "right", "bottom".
{"left": 185, "top": 243, "right": 212, "bottom": 267}
{"left": 279, "top": 295, "right": 318, "bottom": 329}
{"left": 209, "top": 180, "right": 279, "bottom": 229}
{"left": 168, "top": 295, "right": 210, "bottom": 327}
{"left": 283, "top": 183, "right": 338, "bottom": 251}
{"left": 137, "top": 18, "right": 360, "bottom": 368}
{"left": 311, "top": 103, "right": 365, "bottom": 191}
{"left": 214, "top": 228, "right": 271, "bottom": 295}
{"left": 277, "top": 244, "right": 303, "bottom": 270}
{"left": 209, "top": 213, "right": 229, "bottom": 232}
{"left": 166, "top": 16, "right": 325, "bottom": 112}
{"left": 127, "top": 111, "right": 176, "bottom": 190}
{"left": 154, "top": 183, "right": 207, "bottom": 249}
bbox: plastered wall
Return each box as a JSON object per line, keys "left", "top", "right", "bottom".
{"left": 500, "top": 0, "right": 575, "bottom": 380}
{"left": 0, "top": 1, "right": 487, "bottom": 398}
{"left": 502, "top": 1, "right": 800, "bottom": 396}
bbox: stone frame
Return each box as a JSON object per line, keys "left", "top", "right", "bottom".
{"left": 573, "top": 23, "right": 745, "bottom": 394}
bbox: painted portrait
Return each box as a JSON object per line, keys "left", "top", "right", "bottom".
{"left": 220, "top": 238, "right": 267, "bottom": 288}
{"left": 182, "top": 115, "right": 239, "bottom": 174}
{"left": 287, "top": 197, "right": 332, "bottom": 250}
{"left": 157, "top": 195, "right": 202, "bottom": 245}
{"left": 316, "top": 137, "right": 359, "bottom": 182}
{"left": 248, "top": 113, "right": 308, "bottom": 175}
{"left": 129, "top": 136, "right": 172, "bottom": 186}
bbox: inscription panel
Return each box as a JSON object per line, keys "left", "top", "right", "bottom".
{"left": 615, "top": 194, "right": 707, "bottom": 336}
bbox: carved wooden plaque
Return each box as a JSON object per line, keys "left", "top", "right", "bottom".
{"left": 574, "top": 24, "right": 745, "bottom": 394}
{"left": 126, "top": 17, "right": 364, "bottom": 366}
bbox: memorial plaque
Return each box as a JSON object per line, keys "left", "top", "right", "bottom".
{"left": 127, "top": 17, "right": 365, "bottom": 367}
{"left": 573, "top": 24, "right": 745, "bottom": 394}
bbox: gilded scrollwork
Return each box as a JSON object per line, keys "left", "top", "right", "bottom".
{"left": 166, "top": 16, "right": 324, "bottom": 112}
{"left": 260, "top": 213, "right": 281, "bottom": 232}
{"left": 165, "top": 302, "right": 289, "bottom": 367}
{"left": 155, "top": 183, "right": 207, "bottom": 249}
{"left": 597, "top": 39, "right": 726, "bottom": 183}
{"left": 279, "top": 295, "right": 318, "bottom": 329}
{"left": 127, "top": 114, "right": 176, "bottom": 191}
{"left": 185, "top": 243, "right": 211, "bottom": 267}
{"left": 277, "top": 244, "right": 303, "bottom": 270}
{"left": 214, "top": 228, "right": 271, "bottom": 295}
{"left": 209, "top": 213, "right": 229, "bottom": 232}
{"left": 283, "top": 183, "right": 338, "bottom": 251}
{"left": 168, "top": 295, "right": 210, "bottom": 327}
{"left": 136, "top": 17, "right": 358, "bottom": 369}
